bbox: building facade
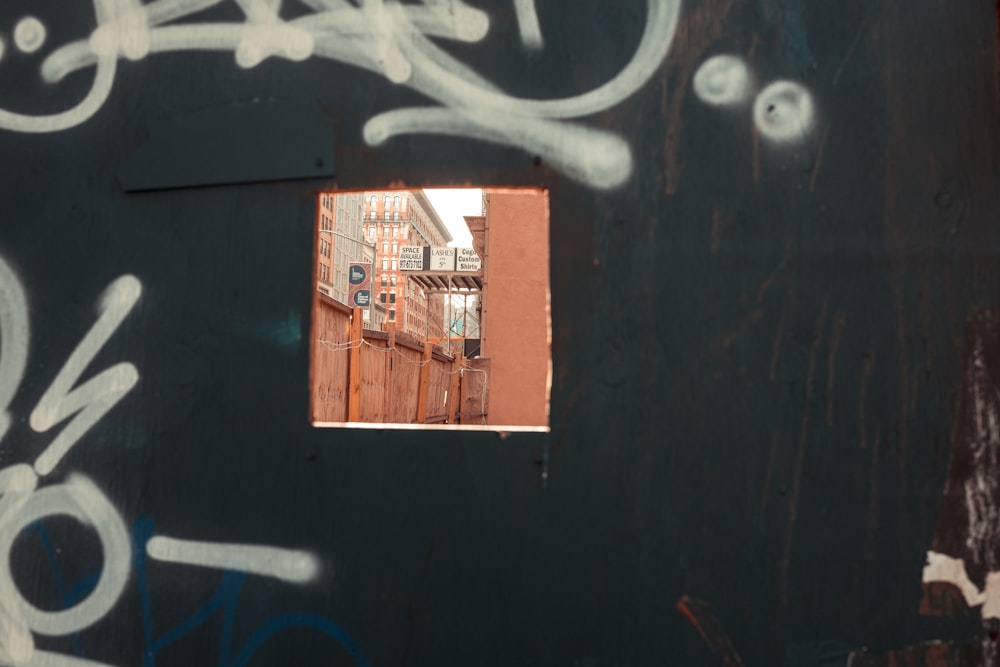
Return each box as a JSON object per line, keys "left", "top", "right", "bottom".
{"left": 316, "top": 192, "right": 370, "bottom": 307}
{"left": 465, "top": 190, "right": 550, "bottom": 426}
{"left": 363, "top": 191, "right": 452, "bottom": 336}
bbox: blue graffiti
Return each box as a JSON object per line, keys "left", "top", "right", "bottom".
{"left": 26, "top": 516, "right": 370, "bottom": 667}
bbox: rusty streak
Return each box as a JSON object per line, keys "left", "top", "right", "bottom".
{"left": 859, "top": 352, "right": 876, "bottom": 449}
{"left": 676, "top": 596, "right": 746, "bottom": 667}
{"left": 759, "top": 432, "right": 781, "bottom": 526}
{"left": 779, "top": 297, "right": 829, "bottom": 611}
{"left": 826, "top": 310, "right": 847, "bottom": 426}
{"left": 770, "top": 291, "right": 792, "bottom": 382}
{"left": 808, "top": 126, "right": 830, "bottom": 193}
{"left": 832, "top": 15, "right": 871, "bottom": 86}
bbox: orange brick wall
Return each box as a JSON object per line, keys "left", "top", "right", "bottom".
{"left": 482, "top": 190, "right": 550, "bottom": 427}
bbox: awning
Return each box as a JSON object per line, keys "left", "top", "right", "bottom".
{"left": 405, "top": 273, "right": 483, "bottom": 293}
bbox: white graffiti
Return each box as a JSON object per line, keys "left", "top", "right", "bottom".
{"left": 0, "top": 475, "right": 131, "bottom": 638}
{"left": 512, "top": 0, "right": 544, "bottom": 50}
{"left": 13, "top": 17, "right": 46, "bottom": 55}
{"left": 147, "top": 536, "right": 320, "bottom": 583}
{"left": 0, "top": 0, "right": 682, "bottom": 189}
{"left": 0, "top": 257, "right": 29, "bottom": 444}
{"left": 0, "top": 253, "right": 319, "bottom": 666}
{"left": 692, "top": 54, "right": 750, "bottom": 107}
{"left": 693, "top": 54, "right": 816, "bottom": 143}
{"left": 753, "top": 80, "right": 815, "bottom": 142}
{"left": 29, "top": 276, "right": 141, "bottom": 477}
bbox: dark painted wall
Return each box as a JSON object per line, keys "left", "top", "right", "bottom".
{"left": 0, "top": 0, "right": 996, "bottom": 665}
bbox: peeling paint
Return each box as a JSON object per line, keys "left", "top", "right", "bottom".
{"left": 921, "top": 550, "right": 987, "bottom": 610}
{"left": 928, "top": 310, "right": 1000, "bottom": 590}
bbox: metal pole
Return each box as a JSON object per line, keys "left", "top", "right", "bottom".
{"left": 447, "top": 274, "right": 453, "bottom": 356}
{"left": 366, "top": 233, "right": 376, "bottom": 326}
{"left": 462, "top": 292, "right": 468, "bottom": 354}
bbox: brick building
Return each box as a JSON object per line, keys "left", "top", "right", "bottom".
{"left": 464, "top": 190, "right": 550, "bottom": 426}
{"left": 363, "top": 191, "right": 452, "bottom": 336}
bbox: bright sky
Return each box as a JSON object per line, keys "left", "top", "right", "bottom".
{"left": 423, "top": 188, "right": 481, "bottom": 247}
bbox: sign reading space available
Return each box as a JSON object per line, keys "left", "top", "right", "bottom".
{"left": 399, "top": 246, "right": 424, "bottom": 270}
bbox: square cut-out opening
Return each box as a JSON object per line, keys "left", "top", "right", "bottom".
{"left": 310, "top": 188, "right": 550, "bottom": 431}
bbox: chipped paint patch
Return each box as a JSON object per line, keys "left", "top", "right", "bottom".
{"left": 926, "top": 310, "right": 1000, "bottom": 608}
{"left": 922, "top": 551, "right": 987, "bottom": 610}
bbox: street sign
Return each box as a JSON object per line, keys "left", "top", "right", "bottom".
{"left": 348, "top": 262, "right": 372, "bottom": 309}
{"left": 348, "top": 264, "right": 367, "bottom": 285}
{"left": 456, "top": 247, "right": 481, "bottom": 272}
{"left": 430, "top": 247, "right": 455, "bottom": 271}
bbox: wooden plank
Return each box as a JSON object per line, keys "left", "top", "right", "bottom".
{"left": 415, "top": 342, "right": 433, "bottom": 424}
{"left": 448, "top": 348, "right": 463, "bottom": 424}
{"left": 384, "top": 322, "right": 395, "bottom": 421}
{"left": 358, "top": 333, "right": 388, "bottom": 422}
{"left": 426, "top": 355, "right": 448, "bottom": 419}
{"left": 460, "top": 358, "right": 490, "bottom": 425}
{"left": 311, "top": 295, "right": 352, "bottom": 422}
{"left": 347, "top": 307, "right": 363, "bottom": 422}
{"left": 390, "top": 344, "right": 422, "bottom": 422}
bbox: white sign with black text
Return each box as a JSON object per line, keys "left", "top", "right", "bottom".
{"left": 430, "top": 247, "right": 456, "bottom": 271}
{"left": 399, "top": 246, "right": 424, "bottom": 271}
{"left": 398, "top": 247, "right": 482, "bottom": 272}
{"left": 456, "top": 247, "right": 481, "bottom": 272}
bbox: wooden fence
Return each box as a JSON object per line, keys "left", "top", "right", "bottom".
{"left": 312, "top": 294, "right": 484, "bottom": 424}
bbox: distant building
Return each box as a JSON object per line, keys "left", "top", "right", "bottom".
{"left": 316, "top": 192, "right": 370, "bottom": 306}
{"left": 363, "top": 191, "right": 452, "bottom": 336}
{"left": 316, "top": 193, "right": 336, "bottom": 298}
{"left": 369, "top": 302, "right": 388, "bottom": 331}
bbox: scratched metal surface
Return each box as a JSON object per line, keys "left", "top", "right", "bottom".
{"left": 0, "top": 0, "right": 995, "bottom": 666}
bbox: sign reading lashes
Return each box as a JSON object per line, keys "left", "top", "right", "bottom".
{"left": 430, "top": 247, "right": 456, "bottom": 271}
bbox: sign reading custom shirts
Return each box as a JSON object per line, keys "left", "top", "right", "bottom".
{"left": 456, "top": 247, "right": 481, "bottom": 272}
